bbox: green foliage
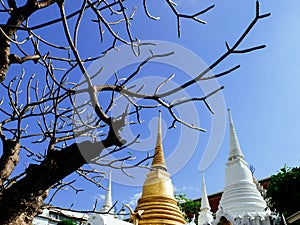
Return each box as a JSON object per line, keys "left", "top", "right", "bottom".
{"left": 57, "top": 219, "right": 77, "bottom": 225}
{"left": 266, "top": 165, "right": 300, "bottom": 220}
{"left": 175, "top": 193, "right": 201, "bottom": 223}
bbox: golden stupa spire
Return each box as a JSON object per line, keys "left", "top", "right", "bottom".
{"left": 151, "top": 110, "right": 167, "bottom": 171}
{"left": 134, "top": 111, "right": 185, "bottom": 225}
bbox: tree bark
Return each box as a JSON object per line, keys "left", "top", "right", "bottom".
{"left": 0, "top": 139, "right": 20, "bottom": 186}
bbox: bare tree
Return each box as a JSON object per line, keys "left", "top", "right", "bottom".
{"left": 0, "top": 0, "right": 270, "bottom": 224}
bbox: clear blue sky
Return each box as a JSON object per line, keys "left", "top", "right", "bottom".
{"left": 7, "top": 0, "right": 300, "bottom": 212}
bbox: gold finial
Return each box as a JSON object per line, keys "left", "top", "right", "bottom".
{"left": 151, "top": 110, "right": 167, "bottom": 171}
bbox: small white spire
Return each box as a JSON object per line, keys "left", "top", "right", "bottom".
{"left": 200, "top": 172, "right": 211, "bottom": 211}
{"left": 198, "top": 172, "right": 214, "bottom": 225}
{"left": 100, "top": 171, "right": 114, "bottom": 214}
{"left": 228, "top": 109, "right": 244, "bottom": 162}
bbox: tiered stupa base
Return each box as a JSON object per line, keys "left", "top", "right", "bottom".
{"left": 135, "top": 196, "right": 186, "bottom": 225}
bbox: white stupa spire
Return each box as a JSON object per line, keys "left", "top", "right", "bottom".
{"left": 216, "top": 110, "right": 268, "bottom": 218}
{"left": 198, "top": 172, "right": 214, "bottom": 225}
{"left": 228, "top": 109, "right": 244, "bottom": 162}
{"left": 100, "top": 171, "right": 114, "bottom": 214}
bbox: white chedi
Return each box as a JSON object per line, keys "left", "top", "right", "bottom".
{"left": 217, "top": 110, "right": 268, "bottom": 218}
{"left": 212, "top": 110, "right": 279, "bottom": 225}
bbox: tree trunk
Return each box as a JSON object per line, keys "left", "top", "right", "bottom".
{"left": 0, "top": 140, "right": 109, "bottom": 225}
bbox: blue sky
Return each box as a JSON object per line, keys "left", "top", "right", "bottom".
{"left": 1, "top": 0, "right": 299, "bottom": 214}
{"left": 47, "top": 0, "right": 300, "bottom": 212}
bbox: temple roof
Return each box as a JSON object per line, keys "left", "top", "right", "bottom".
{"left": 87, "top": 214, "right": 132, "bottom": 225}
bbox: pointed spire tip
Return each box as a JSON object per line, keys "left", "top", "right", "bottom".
{"left": 228, "top": 109, "right": 244, "bottom": 161}
{"left": 151, "top": 110, "right": 167, "bottom": 171}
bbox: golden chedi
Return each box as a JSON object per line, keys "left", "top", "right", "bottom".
{"left": 134, "top": 111, "right": 185, "bottom": 225}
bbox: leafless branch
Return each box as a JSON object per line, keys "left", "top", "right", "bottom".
{"left": 143, "top": 0, "right": 160, "bottom": 20}
{"left": 158, "top": 1, "right": 270, "bottom": 98}
{"left": 165, "top": 0, "right": 215, "bottom": 37}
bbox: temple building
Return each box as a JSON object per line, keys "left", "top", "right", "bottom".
{"left": 87, "top": 109, "right": 282, "bottom": 225}
{"left": 36, "top": 109, "right": 283, "bottom": 225}
{"left": 134, "top": 111, "right": 186, "bottom": 225}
